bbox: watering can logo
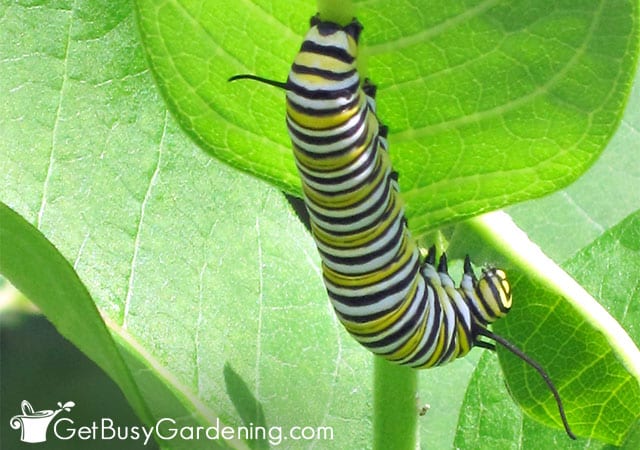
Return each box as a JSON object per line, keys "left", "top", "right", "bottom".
{"left": 10, "top": 400, "right": 75, "bottom": 443}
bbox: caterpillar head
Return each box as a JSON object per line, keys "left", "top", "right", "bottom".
{"left": 477, "top": 267, "right": 513, "bottom": 320}
{"left": 460, "top": 258, "right": 512, "bottom": 327}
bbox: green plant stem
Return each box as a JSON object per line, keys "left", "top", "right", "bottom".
{"left": 317, "top": 0, "right": 355, "bottom": 25}
{"left": 373, "top": 357, "right": 418, "bottom": 449}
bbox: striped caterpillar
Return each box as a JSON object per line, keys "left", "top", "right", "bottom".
{"left": 230, "top": 14, "right": 574, "bottom": 439}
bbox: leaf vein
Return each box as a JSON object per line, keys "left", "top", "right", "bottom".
{"left": 122, "top": 110, "right": 167, "bottom": 328}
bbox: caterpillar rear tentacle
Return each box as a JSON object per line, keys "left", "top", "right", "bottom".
{"left": 229, "top": 14, "right": 575, "bottom": 440}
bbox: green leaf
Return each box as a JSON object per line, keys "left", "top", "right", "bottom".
{"left": 135, "top": 0, "right": 638, "bottom": 235}
{"left": 447, "top": 60, "right": 640, "bottom": 440}
{"left": 558, "top": 211, "right": 640, "bottom": 442}
{"left": 0, "top": 1, "right": 370, "bottom": 448}
{"left": 1, "top": 0, "right": 639, "bottom": 449}
{"left": 457, "top": 210, "right": 640, "bottom": 447}
{"left": 453, "top": 60, "right": 640, "bottom": 446}
{"left": 0, "top": 202, "right": 153, "bottom": 427}
{"left": 455, "top": 353, "right": 524, "bottom": 448}
{"left": 507, "top": 59, "right": 640, "bottom": 263}
{"left": 564, "top": 212, "right": 640, "bottom": 348}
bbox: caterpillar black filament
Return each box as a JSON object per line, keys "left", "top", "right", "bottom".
{"left": 229, "top": 15, "right": 575, "bottom": 439}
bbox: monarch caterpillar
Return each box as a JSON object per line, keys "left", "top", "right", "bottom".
{"left": 230, "top": 15, "right": 575, "bottom": 439}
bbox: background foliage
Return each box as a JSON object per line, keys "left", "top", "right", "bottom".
{"left": 1, "top": 0, "right": 639, "bottom": 448}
